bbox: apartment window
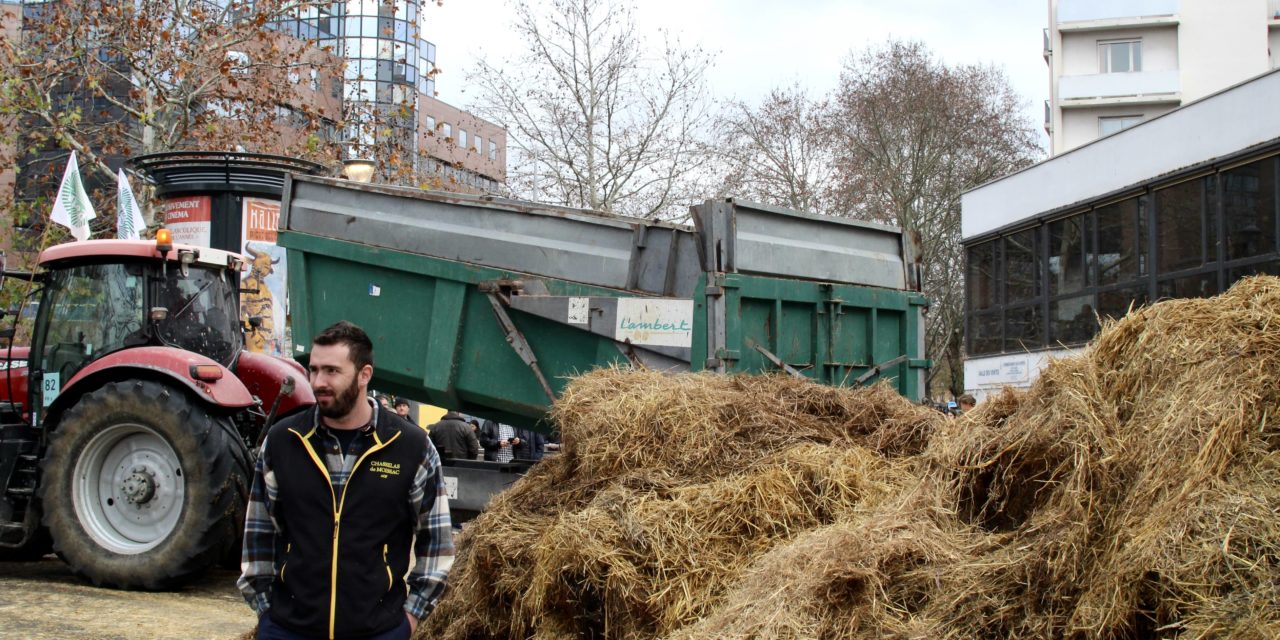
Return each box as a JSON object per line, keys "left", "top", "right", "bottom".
{"left": 458, "top": 129, "right": 467, "bottom": 147}
{"left": 1099, "top": 39, "right": 1141, "bottom": 73}
{"left": 1099, "top": 115, "right": 1143, "bottom": 137}
{"left": 489, "top": 140, "right": 498, "bottom": 161}
{"left": 426, "top": 115, "right": 436, "bottom": 132}
{"left": 442, "top": 123, "right": 452, "bottom": 140}
{"left": 474, "top": 135, "right": 483, "bottom": 152}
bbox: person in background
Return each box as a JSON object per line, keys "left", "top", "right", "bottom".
{"left": 467, "top": 419, "right": 484, "bottom": 459}
{"left": 237, "top": 321, "right": 452, "bottom": 640}
{"left": 479, "top": 419, "right": 517, "bottom": 463}
{"left": 428, "top": 411, "right": 481, "bottom": 461}
{"left": 957, "top": 394, "right": 977, "bottom": 415}
{"left": 393, "top": 398, "right": 416, "bottom": 425}
{"left": 511, "top": 427, "right": 546, "bottom": 461}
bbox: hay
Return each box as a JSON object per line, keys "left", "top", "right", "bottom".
{"left": 419, "top": 276, "right": 1280, "bottom": 639}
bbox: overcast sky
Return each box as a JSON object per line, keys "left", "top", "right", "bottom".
{"left": 426, "top": 0, "right": 1051, "bottom": 149}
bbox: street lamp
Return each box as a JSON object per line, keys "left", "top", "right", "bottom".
{"left": 341, "top": 158, "right": 376, "bottom": 183}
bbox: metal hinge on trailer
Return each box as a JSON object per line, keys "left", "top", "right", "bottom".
{"left": 480, "top": 282, "right": 557, "bottom": 403}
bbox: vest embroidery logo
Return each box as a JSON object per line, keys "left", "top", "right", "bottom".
{"left": 369, "top": 460, "right": 401, "bottom": 479}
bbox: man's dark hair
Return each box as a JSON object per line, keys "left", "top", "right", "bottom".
{"left": 313, "top": 321, "right": 374, "bottom": 370}
{"left": 957, "top": 394, "right": 976, "bottom": 407}
{"left": 394, "top": 398, "right": 409, "bottom": 408}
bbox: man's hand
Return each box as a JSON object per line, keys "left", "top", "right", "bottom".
{"left": 407, "top": 612, "right": 418, "bottom": 634}
{"left": 510, "top": 437, "right": 521, "bottom": 446}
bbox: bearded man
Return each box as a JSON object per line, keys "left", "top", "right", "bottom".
{"left": 238, "top": 321, "right": 453, "bottom": 640}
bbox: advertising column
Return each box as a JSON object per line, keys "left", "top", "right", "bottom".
{"left": 241, "top": 197, "right": 289, "bottom": 356}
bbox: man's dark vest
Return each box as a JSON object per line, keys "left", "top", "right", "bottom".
{"left": 265, "top": 407, "right": 427, "bottom": 639}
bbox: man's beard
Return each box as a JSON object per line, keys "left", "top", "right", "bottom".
{"left": 318, "top": 377, "right": 363, "bottom": 419}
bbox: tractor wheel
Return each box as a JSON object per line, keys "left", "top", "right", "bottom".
{"left": 39, "top": 380, "right": 251, "bottom": 589}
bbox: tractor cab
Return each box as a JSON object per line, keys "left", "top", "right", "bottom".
{"left": 28, "top": 236, "right": 246, "bottom": 419}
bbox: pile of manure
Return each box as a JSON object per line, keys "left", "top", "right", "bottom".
{"left": 417, "top": 276, "right": 1280, "bottom": 640}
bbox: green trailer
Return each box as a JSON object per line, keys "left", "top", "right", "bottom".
{"left": 279, "top": 174, "right": 929, "bottom": 432}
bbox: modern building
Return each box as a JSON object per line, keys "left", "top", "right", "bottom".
{"left": 1044, "top": 0, "right": 1280, "bottom": 155}
{"left": 271, "top": 1, "right": 505, "bottom": 192}
{"left": 962, "top": 69, "right": 1280, "bottom": 400}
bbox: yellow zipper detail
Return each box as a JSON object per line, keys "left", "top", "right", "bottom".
{"left": 281, "top": 543, "right": 290, "bottom": 583}
{"left": 383, "top": 544, "right": 393, "bottom": 591}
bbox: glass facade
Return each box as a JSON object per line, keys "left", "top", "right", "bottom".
{"left": 270, "top": 1, "right": 436, "bottom": 161}
{"left": 965, "top": 153, "right": 1280, "bottom": 356}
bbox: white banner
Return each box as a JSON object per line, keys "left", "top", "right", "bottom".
{"left": 615, "top": 298, "right": 694, "bottom": 348}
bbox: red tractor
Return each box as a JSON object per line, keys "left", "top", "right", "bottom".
{"left": 0, "top": 233, "right": 314, "bottom": 589}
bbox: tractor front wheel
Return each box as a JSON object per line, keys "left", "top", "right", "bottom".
{"left": 39, "top": 380, "right": 250, "bottom": 589}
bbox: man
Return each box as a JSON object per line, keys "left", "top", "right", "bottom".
{"left": 478, "top": 419, "right": 517, "bottom": 463}
{"left": 393, "top": 398, "right": 416, "bottom": 424}
{"left": 511, "top": 427, "right": 546, "bottom": 461}
{"left": 957, "top": 394, "right": 977, "bottom": 415}
{"left": 238, "top": 321, "right": 453, "bottom": 640}
{"left": 428, "top": 411, "right": 481, "bottom": 460}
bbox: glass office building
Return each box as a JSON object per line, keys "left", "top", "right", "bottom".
{"left": 272, "top": 1, "right": 437, "bottom": 160}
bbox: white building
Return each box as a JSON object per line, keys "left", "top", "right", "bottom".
{"left": 962, "top": 69, "right": 1280, "bottom": 401}
{"left": 1045, "top": 0, "right": 1280, "bottom": 155}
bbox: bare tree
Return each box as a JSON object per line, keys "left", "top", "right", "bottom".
{"left": 710, "top": 85, "right": 836, "bottom": 213}
{"left": 0, "top": 0, "right": 345, "bottom": 250}
{"left": 830, "top": 40, "right": 1042, "bottom": 397}
{"left": 469, "top": 0, "right": 712, "bottom": 219}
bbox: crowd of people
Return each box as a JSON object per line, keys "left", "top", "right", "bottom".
{"left": 376, "top": 393, "right": 559, "bottom": 463}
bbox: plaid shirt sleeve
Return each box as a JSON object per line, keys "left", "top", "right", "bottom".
{"left": 404, "top": 443, "right": 455, "bottom": 619}
{"left": 237, "top": 441, "right": 280, "bottom": 616}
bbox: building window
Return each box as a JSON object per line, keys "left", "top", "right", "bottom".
{"left": 474, "top": 135, "right": 483, "bottom": 152}
{"left": 1004, "top": 228, "right": 1040, "bottom": 303}
{"left": 967, "top": 240, "right": 999, "bottom": 312}
{"left": 442, "top": 123, "right": 452, "bottom": 140}
{"left": 1049, "top": 214, "right": 1090, "bottom": 296}
{"left": 1095, "top": 196, "right": 1145, "bottom": 286}
{"left": 489, "top": 140, "right": 498, "bottom": 161}
{"left": 1098, "top": 115, "right": 1143, "bottom": 137}
{"left": 1155, "top": 177, "right": 1214, "bottom": 274}
{"left": 1099, "top": 39, "right": 1141, "bottom": 73}
{"left": 426, "top": 115, "right": 436, "bottom": 132}
{"left": 1223, "top": 156, "right": 1277, "bottom": 261}
{"left": 458, "top": 129, "right": 467, "bottom": 148}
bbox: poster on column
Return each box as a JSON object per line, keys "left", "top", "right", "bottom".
{"left": 161, "top": 196, "right": 212, "bottom": 247}
{"left": 240, "top": 197, "right": 289, "bottom": 357}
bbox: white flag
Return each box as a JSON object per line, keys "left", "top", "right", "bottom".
{"left": 49, "top": 151, "right": 97, "bottom": 241}
{"left": 116, "top": 168, "right": 145, "bottom": 240}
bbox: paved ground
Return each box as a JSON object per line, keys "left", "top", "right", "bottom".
{"left": 0, "top": 556, "right": 255, "bottom": 640}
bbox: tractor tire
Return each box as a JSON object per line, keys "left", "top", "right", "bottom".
{"left": 38, "top": 380, "right": 251, "bottom": 590}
